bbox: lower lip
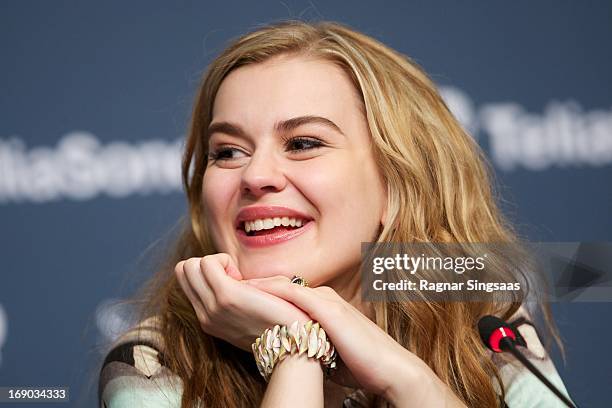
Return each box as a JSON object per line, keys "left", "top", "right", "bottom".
{"left": 236, "top": 221, "right": 314, "bottom": 248}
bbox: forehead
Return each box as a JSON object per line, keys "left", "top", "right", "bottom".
{"left": 211, "top": 55, "right": 363, "bottom": 130}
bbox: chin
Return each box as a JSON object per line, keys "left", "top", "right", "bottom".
{"left": 239, "top": 263, "right": 298, "bottom": 280}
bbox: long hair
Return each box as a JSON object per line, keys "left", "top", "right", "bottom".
{"left": 133, "top": 20, "right": 557, "bottom": 407}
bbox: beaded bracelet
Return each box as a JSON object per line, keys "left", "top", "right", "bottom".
{"left": 251, "top": 320, "right": 338, "bottom": 382}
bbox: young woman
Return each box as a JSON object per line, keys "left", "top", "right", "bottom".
{"left": 98, "top": 20, "right": 573, "bottom": 407}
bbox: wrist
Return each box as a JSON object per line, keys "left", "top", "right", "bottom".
{"left": 384, "top": 354, "right": 465, "bottom": 408}
{"left": 272, "top": 353, "right": 324, "bottom": 381}
{"left": 252, "top": 320, "right": 337, "bottom": 382}
{"left": 382, "top": 355, "right": 421, "bottom": 404}
{"left": 383, "top": 353, "right": 442, "bottom": 407}
{"left": 262, "top": 352, "right": 324, "bottom": 408}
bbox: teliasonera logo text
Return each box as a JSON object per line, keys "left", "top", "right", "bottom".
{"left": 0, "top": 132, "right": 182, "bottom": 203}
{"left": 0, "top": 87, "right": 610, "bottom": 204}
{"left": 440, "top": 87, "right": 612, "bottom": 170}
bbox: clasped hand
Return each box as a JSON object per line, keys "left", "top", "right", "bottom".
{"left": 175, "top": 253, "right": 464, "bottom": 407}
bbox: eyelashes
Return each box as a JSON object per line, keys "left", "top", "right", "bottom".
{"left": 208, "top": 136, "right": 325, "bottom": 163}
{"left": 208, "top": 147, "right": 243, "bottom": 162}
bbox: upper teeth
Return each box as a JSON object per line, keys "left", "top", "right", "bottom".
{"left": 244, "top": 217, "right": 306, "bottom": 233}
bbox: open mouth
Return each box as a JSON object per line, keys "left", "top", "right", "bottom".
{"left": 239, "top": 218, "right": 311, "bottom": 237}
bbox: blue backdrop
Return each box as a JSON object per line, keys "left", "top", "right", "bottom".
{"left": 1, "top": 1, "right": 611, "bottom": 406}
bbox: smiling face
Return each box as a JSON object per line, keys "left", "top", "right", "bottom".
{"left": 202, "top": 55, "right": 387, "bottom": 288}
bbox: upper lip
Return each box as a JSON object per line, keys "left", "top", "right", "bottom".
{"left": 235, "top": 206, "right": 313, "bottom": 228}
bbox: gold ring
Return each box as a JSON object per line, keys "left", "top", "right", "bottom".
{"left": 290, "top": 275, "right": 309, "bottom": 287}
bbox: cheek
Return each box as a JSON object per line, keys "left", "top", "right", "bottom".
{"left": 299, "top": 160, "right": 375, "bottom": 227}
{"left": 293, "top": 162, "right": 348, "bottom": 214}
{"left": 308, "top": 157, "right": 383, "bottom": 233}
{"left": 202, "top": 171, "right": 238, "bottom": 227}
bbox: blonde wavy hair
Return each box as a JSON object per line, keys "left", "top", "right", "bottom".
{"left": 132, "top": 20, "right": 555, "bottom": 407}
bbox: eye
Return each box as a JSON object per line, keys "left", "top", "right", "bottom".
{"left": 208, "top": 136, "right": 325, "bottom": 165}
{"left": 208, "top": 146, "right": 247, "bottom": 162}
{"left": 284, "top": 136, "right": 325, "bottom": 152}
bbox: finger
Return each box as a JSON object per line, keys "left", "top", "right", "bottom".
{"left": 175, "top": 260, "right": 207, "bottom": 317}
{"left": 247, "top": 276, "right": 341, "bottom": 302}
{"left": 249, "top": 279, "right": 387, "bottom": 369}
{"left": 245, "top": 275, "right": 291, "bottom": 284}
{"left": 245, "top": 277, "right": 333, "bottom": 323}
{"left": 182, "top": 257, "right": 215, "bottom": 309}
{"left": 226, "top": 264, "right": 243, "bottom": 280}
{"left": 240, "top": 283, "right": 312, "bottom": 326}
{"left": 245, "top": 278, "right": 377, "bottom": 345}
{"left": 201, "top": 253, "right": 241, "bottom": 290}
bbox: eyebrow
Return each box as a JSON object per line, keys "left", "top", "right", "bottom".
{"left": 206, "top": 115, "right": 345, "bottom": 139}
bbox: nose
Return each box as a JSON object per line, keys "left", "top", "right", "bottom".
{"left": 240, "top": 150, "right": 287, "bottom": 197}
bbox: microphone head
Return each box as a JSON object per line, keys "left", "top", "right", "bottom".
{"left": 478, "top": 315, "right": 517, "bottom": 352}
{"left": 478, "top": 315, "right": 506, "bottom": 344}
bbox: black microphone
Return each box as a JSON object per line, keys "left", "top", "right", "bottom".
{"left": 478, "top": 315, "right": 577, "bottom": 408}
